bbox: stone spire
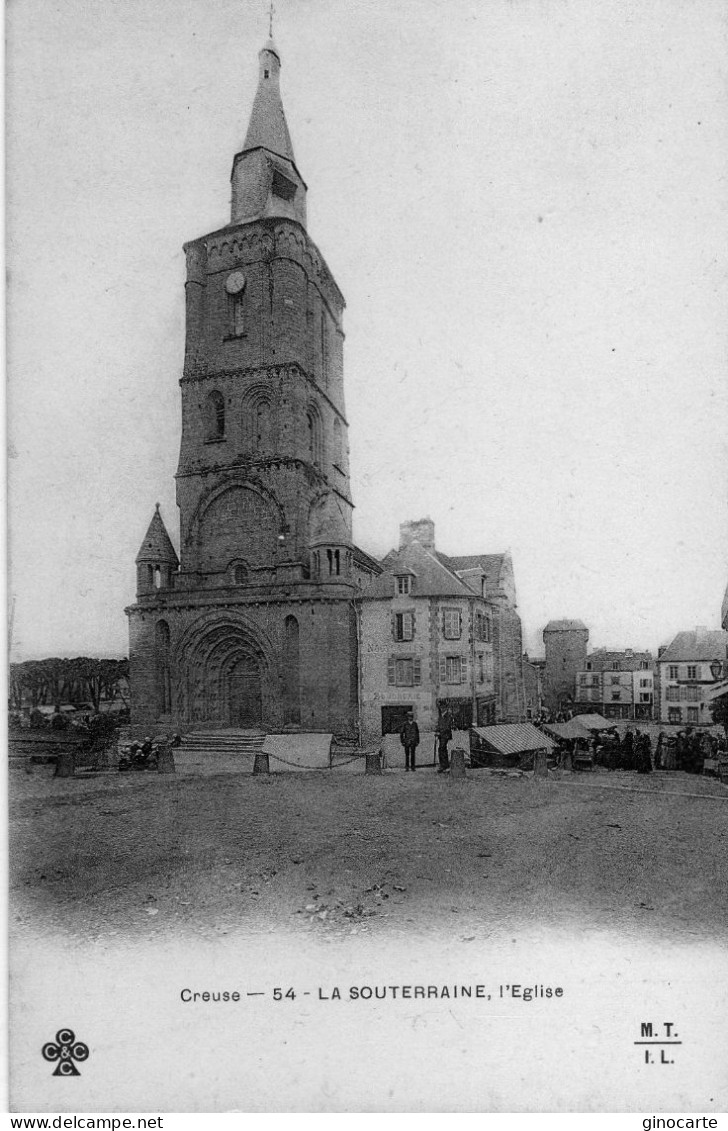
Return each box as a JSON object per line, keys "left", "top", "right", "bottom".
{"left": 230, "top": 35, "right": 307, "bottom": 228}
{"left": 242, "top": 39, "right": 295, "bottom": 163}
{"left": 135, "top": 504, "right": 179, "bottom": 566}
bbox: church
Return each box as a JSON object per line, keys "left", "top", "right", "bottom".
{"left": 126, "top": 30, "right": 532, "bottom": 740}
{"left": 126, "top": 33, "right": 377, "bottom": 736}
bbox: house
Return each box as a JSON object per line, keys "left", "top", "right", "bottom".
{"left": 574, "top": 648, "right": 654, "bottom": 721}
{"left": 656, "top": 628, "right": 728, "bottom": 726}
{"left": 357, "top": 519, "right": 527, "bottom": 740}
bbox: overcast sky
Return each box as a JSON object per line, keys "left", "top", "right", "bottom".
{"left": 7, "top": 0, "right": 728, "bottom": 662}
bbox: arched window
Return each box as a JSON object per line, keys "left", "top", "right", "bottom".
{"left": 255, "top": 399, "right": 271, "bottom": 452}
{"left": 154, "top": 566, "right": 162, "bottom": 589}
{"left": 307, "top": 407, "right": 323, "bottom": 466}
{"left": 233, "top": 564, "right": 247, "bottom": 585}
{"left": 205, "top": 390, "right": 225, "bottom": 440}
{"left": 155, "top": 620, "right": 172, "bottom": 715}
{"left": 241, "top": 388, "right": 274, "bottom": 453}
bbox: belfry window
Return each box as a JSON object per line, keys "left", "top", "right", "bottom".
{"left": 205, "top": 390, "right": 225, "bottom": 440}
{"left": 307, "top": 408, "right": 323, "bottom": 466}
{"left": 272, "top": 168, "right": 296, "bottom": 202}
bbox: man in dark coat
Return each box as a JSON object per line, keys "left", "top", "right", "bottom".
{"left": 399, "top": 712, "right": 420, "bottom": 772}
{"left": 436, "top": 713, "right": 453, "bottom": 773}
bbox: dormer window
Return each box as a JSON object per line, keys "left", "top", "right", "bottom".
{"left": 396, "top": 575, "right": 411, "bottom": 596}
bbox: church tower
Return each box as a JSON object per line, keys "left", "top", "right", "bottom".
{"left": 126, "top": 32, "right": 358, "bottom": 735}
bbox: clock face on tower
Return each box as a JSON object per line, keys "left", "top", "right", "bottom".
{"left": 225, "top": 270, "right": 246, "bottom": 295}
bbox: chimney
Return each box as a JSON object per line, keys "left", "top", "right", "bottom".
{"left": 399, "top": 518, "right": 435, "bottom": 552}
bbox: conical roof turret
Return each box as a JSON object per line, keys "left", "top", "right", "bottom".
{"left": 136, "top": 504, "right": 179, "bottom": 566}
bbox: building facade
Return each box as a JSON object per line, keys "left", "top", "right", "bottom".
{"left": 358, "top": 519, "right": 527, "bottom": 739}
{"left": 127, "top": 36, "right": 373, "bottom": 735}
{"left": 656, "top": 628, "right": 728, "bottom": 726}
{"left": 574, "top": 648, "right": 654, "bottom": 720}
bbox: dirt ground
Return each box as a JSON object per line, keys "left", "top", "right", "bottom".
{"left": 9, "top": 758, "right": 728, "bottom": 946}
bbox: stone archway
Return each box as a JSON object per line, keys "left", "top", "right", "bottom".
{"left": 176, "top": 616, "right": 272, "bottom": 728}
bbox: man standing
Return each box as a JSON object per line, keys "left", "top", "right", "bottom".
{"left": 436, "top": 712, "right": 453, "bottom": 773}
{"left": 399, "top": 711, "right": 420, "bottom": 772}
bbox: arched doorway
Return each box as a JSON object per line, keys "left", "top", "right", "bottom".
{"left": 225, "top": 652, "right": 263, "bottom": 727}
{"left": 179, "top": 617, "right": 270, "bottom": 728}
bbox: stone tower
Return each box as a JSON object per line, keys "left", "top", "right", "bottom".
{"left": 126, "top": 34, "right": 358, "bottom": 735}
{"left": 542, "top": 619, "right": 589, "bottom": 715}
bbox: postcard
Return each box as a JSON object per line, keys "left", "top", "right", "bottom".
{"left": 7, "top": 0, "right": 728, "bottom": 1114}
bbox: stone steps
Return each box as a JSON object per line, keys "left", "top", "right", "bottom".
{"left": 181, "top": 729, "right": 266, "bottom": 756}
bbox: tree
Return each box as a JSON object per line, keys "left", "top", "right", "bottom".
{"left": 711, "top": 694, "right": 728, "bottom": 737}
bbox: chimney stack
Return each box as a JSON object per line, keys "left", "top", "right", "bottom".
{"left": 399, "top": 518, "right": 435, "bottom": 552}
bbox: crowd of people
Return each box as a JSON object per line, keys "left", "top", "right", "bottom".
{"left": 553, "top": 726, "right": 726, "bottom": 775}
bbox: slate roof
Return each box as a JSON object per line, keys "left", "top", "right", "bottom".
{"left": 136, "top": 505, "right": 179, "bottom": 566}
{"left": 242, "top": 41, "right": 296, "bottom": 164}
{"left": 437, "top": 553, "right": 507, "bottom": 593}
{"left": 364, "top": 540, "right": 475, "bottom": 600}
{"left": 352, "top": 545, "right": 382, "bottom": 575}
{"left": 471, "top": 723, "right": 557, "bottom": 755}
{"left": 543, "top": 619, "right": 589, "bottom": 632}
{"left": 658, "top": 630, "right": 728, "bottom": 664}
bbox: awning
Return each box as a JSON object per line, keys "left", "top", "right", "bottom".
{"left": 541, "top": 719, "right": 591, "bottom": 742}
{"left": 571, "top": 713, "right": 613, "bottom": 731}
{"left": 470, "top": 723, "right": 557, "bottom": 756}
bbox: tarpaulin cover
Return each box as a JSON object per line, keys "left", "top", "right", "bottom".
{"left": 262, "top": 733, "right": 333, "bottom": 771}
{"left": 470, "top": 723, "right": 557, "bottom": 756}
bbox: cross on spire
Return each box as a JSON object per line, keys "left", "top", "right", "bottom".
{"left": 269, "top": 0, "right": 274, "bottom": 38}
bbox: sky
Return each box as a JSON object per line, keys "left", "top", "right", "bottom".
{"left": 6, "top": 0, "right": 728, "bottom": 662}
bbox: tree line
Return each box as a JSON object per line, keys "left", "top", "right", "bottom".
{"left": 9, "top": 657, "right": 130, "bottom": 714}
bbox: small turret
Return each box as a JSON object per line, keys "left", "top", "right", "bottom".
{"left": 136, "top": 504, "right": 179, "bottom": 596}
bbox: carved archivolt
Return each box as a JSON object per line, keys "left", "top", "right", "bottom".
{"left": 195, "top": 484, "right": 279, "bottom": 571}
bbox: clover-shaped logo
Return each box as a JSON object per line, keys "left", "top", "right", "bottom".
{"left": 42, "top": 1029, "right": 90, "bottom": 1076}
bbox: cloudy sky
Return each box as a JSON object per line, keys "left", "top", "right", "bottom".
{"left": 7, "top": 0, "right": 728, "bottom": 661}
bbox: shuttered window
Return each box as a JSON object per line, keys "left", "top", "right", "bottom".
{"left": 393, "top": 611, "right": 414, "bottom": 641}
{"left": 439, "top": 655, "right": 468, "bottom": 684}
{"left": 387, "top": 656, "right": 422, "bottom": 686}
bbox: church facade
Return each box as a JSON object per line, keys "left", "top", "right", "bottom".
{"left": 126, "top": 36, "right": 370, "bottom": 736}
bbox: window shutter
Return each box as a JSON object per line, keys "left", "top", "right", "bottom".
{"left": 461, "top": 656, "right": 469, "bottom": 684}
{"left": 413, "top": 658, "right": 422, "bottom": 685}
{"left": 391, "top": 613, "right": 396, "bottom": 641}
{"left": 439, "top": 656, "right": 447, "bottom": 683}
{"left": 404, "top": 612, "right": 413, "bottom": 640}
{"left": 457, "top": 612, "right": 462, "bottom": 638}
{"left": 387, "top": 657, "right": 396, "bottom": 685}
